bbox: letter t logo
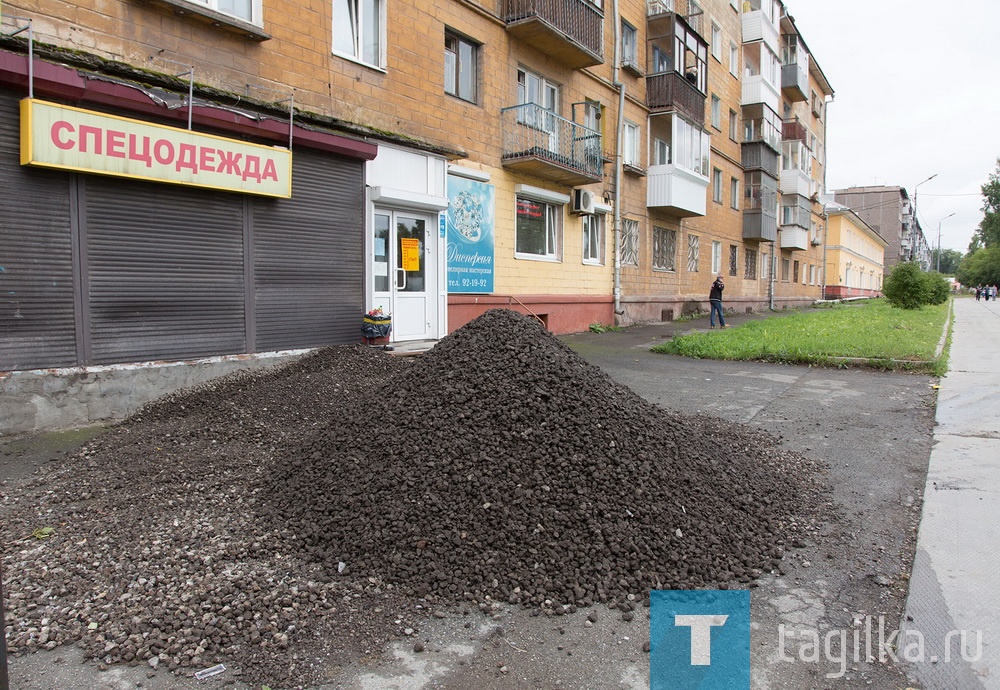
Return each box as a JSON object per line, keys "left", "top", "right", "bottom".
{"left": 674, "top": 614, "right": 729, "bottom": 665}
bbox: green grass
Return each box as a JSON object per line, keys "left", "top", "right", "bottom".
{"left": 651, "top": 299, "right": 952, "bottom": 372}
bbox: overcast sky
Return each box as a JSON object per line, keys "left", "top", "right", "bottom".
{"left": 785, "top": 0, "right": 1000, "bottom": 253}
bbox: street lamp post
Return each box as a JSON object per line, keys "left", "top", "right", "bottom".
{"left": 936, "top": 212, "right": 956, "bottom": 272}
{"left": 913, "top": 173, "right": 937, "bottom": 263}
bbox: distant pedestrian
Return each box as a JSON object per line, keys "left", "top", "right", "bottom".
{"left": 709, "top": 275, "right": 728, "bottom": 329}
{"left": 976, "top": 285, "right": 983, "bottom": 301}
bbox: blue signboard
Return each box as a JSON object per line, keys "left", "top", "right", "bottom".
{"left": 446, "top": 176, "right": 495, "bottom": 293}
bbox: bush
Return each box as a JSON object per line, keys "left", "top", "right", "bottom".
{"left": 922, "top": 271, "right": 951, "bottom": 305}
{"left": 882, "top": 262, "right": 950, "bottom": 309}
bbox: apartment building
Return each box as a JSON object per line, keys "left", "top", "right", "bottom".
{"left": 0, "top": 0, "right": 834, "bottom": 429}
{"left": 823, "top": 202, "right": 887, "bottom": 299}
{"left": 833, "top": 185, "right": 932, "bottom": 270}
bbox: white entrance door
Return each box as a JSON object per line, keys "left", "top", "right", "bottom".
{"left": 373, "top": 210, "right": 436, "bottom": 341}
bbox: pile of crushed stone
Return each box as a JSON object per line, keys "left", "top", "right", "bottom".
{"left": 1, "top": 309, "right": 823, "bottom": 687}
{"left": 261, "top": 309, "right": 823, "bottom": 609}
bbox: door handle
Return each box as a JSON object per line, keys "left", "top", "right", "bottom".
{"left": 396, "top": 267, "right": 406, "bottom": 290}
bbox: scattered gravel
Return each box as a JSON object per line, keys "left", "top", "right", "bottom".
{"left": 1, "top": 308, "right": 824, "bottom": 687}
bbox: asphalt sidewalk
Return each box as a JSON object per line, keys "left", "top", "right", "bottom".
{"left": 903, "top": 296, "right": 1000, "bottom": 689}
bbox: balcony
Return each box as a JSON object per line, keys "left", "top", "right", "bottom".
{"left": 781, "top": 61, "right": 809, "bottom": 102}
{"left": 744, "top": 210, "right": 777, "bottom": 243}
{"left": 647, "top": 164, "right": 708, "bottom": 217}
{"left": 741, "top": 74, "right": 780, "bottom": 113}
{"left": 742, "top": 3, "right": 780, "bottom": 54}
{"left": 500, "top": 103, "right": 604, "bottom": 186}
{"left": 779, "top": 226, "right": 809, "bottom": 251}
{"left": 504, "top": 0, "right": 604, "bottom": 69}
{"left": 782, "top": 119, "right": 808, "bottom": 142}
{"left": 779, "top": 168, "right": 813, "bottom": 197}
{"left": 646, "top": 71, "right": 706, "bottom": 126}
{"left": 741, "top": 142, "right": 779, "bottom": 176}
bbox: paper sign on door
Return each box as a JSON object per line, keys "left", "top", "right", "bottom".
{"left": 400, "top": 238, "right": 421, "bottom": 272}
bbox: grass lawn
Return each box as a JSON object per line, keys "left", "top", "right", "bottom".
{"left": 651, "top": 299, "right": 951, "bottom": 373}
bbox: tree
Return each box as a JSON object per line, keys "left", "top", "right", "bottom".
{"left": 974, "top": 158, "right": 1000, "bottom": 248}
{"left": 883, "top": 262, "right": 937, "bottom": 309}
{"left": 957, "top": 246, "right": 1000, "bottom": 287}
{"left": 929, "top": 248, "right": 963, "bottom": 275}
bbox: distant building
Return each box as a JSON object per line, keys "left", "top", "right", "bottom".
{"left": 823, "top": 203, "right": 888, "bottom": 299}
{"left": 832, "top": 186, "right": 931, "bottom": 270}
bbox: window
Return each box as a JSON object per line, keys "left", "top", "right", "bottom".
{"left": 670, "top": 116, "right": 710, "bottom": 177}
{"left": 333, "top": 0, "right": 384, "bottom": 67}
{"left": 711, "top": 94, "right": 721, "bottom": 130}
{"left": 183, "top": 0, "right": 261, "bottom": 24}
{"left": 809, "top": 264, "right": 816, "bottom": 285}
{"left": 621, "top": 21, "right": 638, "bottom": 70}
{"left": 445, "top": 31, "right": 478, "bottom": 103}
{"left": 653, "top": 138, "right": 669, "bottom": 166}
{"left": 781, "top": 258, "right": 790, "bottom": 282}
{"left": 516, "top": 196, "right": 561, "bottom": 259}
{"left": 623, "top": 121, "right": 640, "bottom": 167}
{"left": 622, "top": 218, "right": 639, "bottom": 266}
{"left": 793, "top": 260, "right": 799, "bottom": 283}
{"left": 712, "top": 168, "right": 722, "bottom": 203}
{"left": 729, "top": 110, "right": 738, "bottom": 141}
{"left": 653, "top": 226, "right": 676, "bottom": 271}
{"left": 729, "top": 244, "right": 738, "bottom": 276}
{"left": 729, "top": 42, "right": 739, "bottom": 76}
{"left": 731, "top": 0, "right": 739, "bottom": 9}
{"left": 761, "top": 252, "right": 770, "bottom": 281}
{"left": 582, "top": 214, "right": 604, "bottom": 265}
{"left": 711, "top": 241, "right": 722, "bottom": 274}
{"left": 687, "top": 234, "right": 700, "bottom": 272}
{"left": 745, "top": 247, "right": 758, "bottom": 280}
{"left": 711, "top": 23, "right": 722, "bottom": 61}
{"left": 730, "top": 177, "right": 740, "bottom": 209}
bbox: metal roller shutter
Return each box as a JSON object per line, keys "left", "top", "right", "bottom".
{"left": 0, "top": 91, "right": 77, "bottom": 371}
{"left": 252, "top": 149, "right": 365, "bottom": 350}
{"left": 84, "top": 176, "right": 246, "bottom": 364}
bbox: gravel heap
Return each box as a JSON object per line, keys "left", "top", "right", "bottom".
{"left": 261, "top": 309, "right": 821, "bottom": 610}
{"left": 1, "top": 346, "right": 415, "bottom": 687}
{"left": 1, "top": 309, "right": 821, "bottom": 687}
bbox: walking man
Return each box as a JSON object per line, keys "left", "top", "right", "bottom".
{"left": 709, "top": 274, "right": 727, "bottom": 329}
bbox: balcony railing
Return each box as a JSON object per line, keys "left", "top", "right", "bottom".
{"left": 741, "top": 141, "right": 780, "bottom": 176}
{"left": 782, "top": 119, "right": 808, "bottom": 142}
{"left": 646, "top": 71, "right": 705, "bottom": 126}
{"left": 647, "top": 164, "right": 708, "bottom": 217}
{"left": 781, "top": 62, "right": 809, "bottom": 102}
{"left": 500, "top": 103, "right": 604, "bottom": 186}
{"left": 504, "top": 0, "right": 604, "bottom": 69}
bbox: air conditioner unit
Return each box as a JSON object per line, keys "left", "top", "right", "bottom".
{"left": 572, "top": 189, "right": 596, "bottom": 214}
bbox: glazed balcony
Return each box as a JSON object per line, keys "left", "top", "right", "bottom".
{"left": 646, "top": 71, "right": 706, "bottom": 126}
{"left": 743, "top": 173, "right": 778, "bottom": 242}
{"left": 779, "top": 226, "right": 809, "bottom": 251}
{"left": 504, "top": 0, "right": 604, "bottom": 69}
{"left": 647, "top": 164, "right": 708, "bottom": 217}
{"left": 500, "top": 103, "right": 604, "bottom": 186}
{"left": 744, "top": 210, "right": 777, "bottom": 243}
{"left": 742, "top": 0, "right": 780, "bottom": 53}
{"left": 779, "top": 168, "right": 813, "bottom": 197}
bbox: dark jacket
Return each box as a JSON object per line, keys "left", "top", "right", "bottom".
{"left": 709, "top": 279, "right": 724, "bottom": 302}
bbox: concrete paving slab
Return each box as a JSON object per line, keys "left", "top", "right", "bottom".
{"left": 904, "top": 298, "right": 1000, "bottom": 689}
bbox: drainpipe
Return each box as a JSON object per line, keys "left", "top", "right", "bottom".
{"left": 612, "top": 0, "right": 625, "bottom": 322}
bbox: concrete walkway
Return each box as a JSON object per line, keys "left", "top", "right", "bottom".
{"left": 904, "top": 297, "right": 1000, "bottom": 688}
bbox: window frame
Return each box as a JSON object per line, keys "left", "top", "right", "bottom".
{"left": 712, "top": 168, "right": 723, "bottom": 204}
{"left": 729, "top": 42, "right": 739, "bottom": 77}
{"left": 515, "top": 195, "right": 563, "bottom": 261}
{"left": 623, "top": 121, "right": 640, "bottom": 167}
{"left": 332, "top": 0, "right": 386, "bottom": 69}
{"left": 711, "top": 22, "right": 722, "bottom": 61}
{"left": 730, "top": 176, "right": 740, "bottom": 210}
{"left": 729, "top": 244, "right": 738, "bottom": 277}
{"left": 711, "top": 240, "right": 722, "bottom": 275}
{"left": 711, "top": 94, "right": 721, "bottom": 130}
{"left": 444, "top": 30, "right": 479, "bottom": 104}
{"left": 582, "top": 214, "right": 605, "bottom": 265}
{"left": 621, "top": 20, "right": 638, "bottom": 70}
